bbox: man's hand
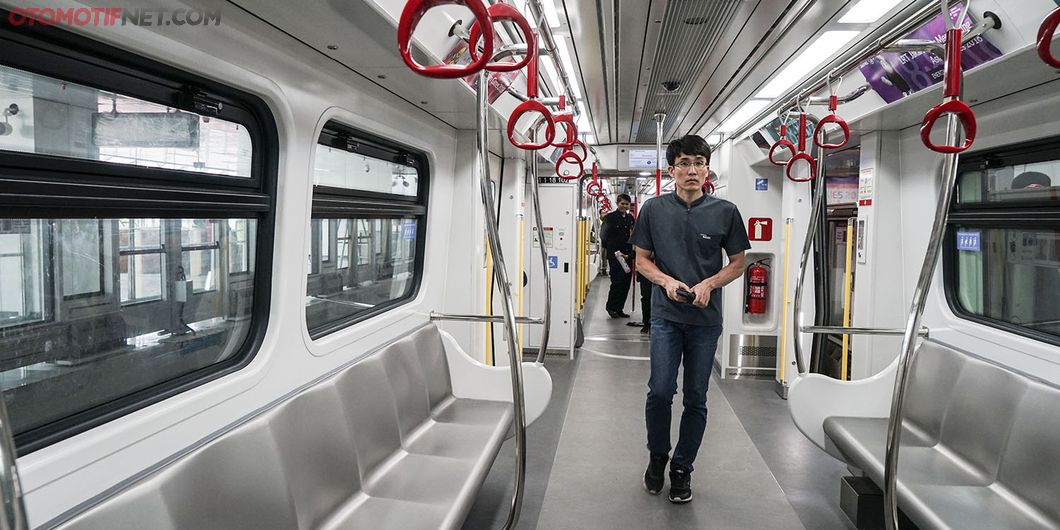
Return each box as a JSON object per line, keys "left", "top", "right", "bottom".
{"left": 690, "top": 279, "right": 715, "bottom": 308}
{"left": 663, "top": 277, "right": 692, "bottom": 303}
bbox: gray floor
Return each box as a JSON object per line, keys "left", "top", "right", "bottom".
{"left": 464, "top": 276, "right": 853, "bottom": 529}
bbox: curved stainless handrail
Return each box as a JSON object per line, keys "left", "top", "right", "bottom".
{"left": 790, "top": 141, "right": 826, "bottom": 375}
{"left": 882, "top": 108, "right": 963, "bottom": 530}
{"left": 528, "top": 141, "right": 553, "bottom": 365}
{"left": 475, "top": 72, "right": 528, "bottom": 530}
{"left": 0, "top": 398, "right": 26, "bottom": 530}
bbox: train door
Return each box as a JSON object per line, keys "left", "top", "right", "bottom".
{"left": 525, "top": 183, "right": 577, "bottom": 358}
{"left": 812, "top": 147, "right": 860, "bottom": 378}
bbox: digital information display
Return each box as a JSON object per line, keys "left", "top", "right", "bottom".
{"left": 627, "top": 149, "right": 658, "bottom": 169}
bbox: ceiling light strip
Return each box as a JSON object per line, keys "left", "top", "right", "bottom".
{"left": 726, "top": 0, "right": 958, "bottom": 140}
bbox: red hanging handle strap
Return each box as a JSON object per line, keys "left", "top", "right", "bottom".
{"left": 556, "top": 150, "right": 584, "bottom": 179}
{"left": 468, "top": 3, "right": 536, "bottom": 72}
{"left": 551, "top": 113, "right": 577, "bottom": 149}
{"left": 768, "top": 123, "right": 796, "bottom": 166}
{"left": 507, "top": 54, "right": 556, "bottom": 150}
{"left": 398, "top": 0, "right": 493, "bottom": 79}
{"left": 920, "top": 28, "right": 977, "bottom": 153}
{"left": 814, "top": 96, "right": 850, "bottom": 150}
{"left": 786, "top": 113, "right": 817, "bottom": 182}
{"left": 1039, "top": 7, "right": 1060, "bottom": 68}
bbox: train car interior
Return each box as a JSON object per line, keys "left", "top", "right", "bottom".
{"left": 0, "top": 0, "right": 1058, "bottom": 529}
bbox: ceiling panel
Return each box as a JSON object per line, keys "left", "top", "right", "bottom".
{"left": 632, "top": 0, "right": 744, "bottom": 143}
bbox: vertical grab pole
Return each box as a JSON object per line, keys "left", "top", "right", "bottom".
{"left": 476, "top": 72, "right": 527, "bottom": 530}
{"left": 791, "top": 141, "right": 826, "bottom": 375}
{"left": 883, "top": 113, "right": 962, "bottom": 530}
{"left": 528, "top": 141, "right": 552, "bottom": 365}
{"left": 654, "top": 112, "right": 665, "bottom": 196}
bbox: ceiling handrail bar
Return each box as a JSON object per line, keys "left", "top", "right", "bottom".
{"left": 730, "top": 0, "right": 998, "bottom": 140}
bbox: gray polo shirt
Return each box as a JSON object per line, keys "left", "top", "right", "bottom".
{"left": 629, "top": 192, "right": 751, "bottom": 326}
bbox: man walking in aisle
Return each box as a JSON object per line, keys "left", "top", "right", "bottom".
{"left": 600, "top": 193, "right": 634, "bottom": 318}
{"left": 630, "top": 135, "right": 751, "bottom": 503}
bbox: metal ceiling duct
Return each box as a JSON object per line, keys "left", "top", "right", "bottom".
{"left": 633, "top": 0, "right": 744, "bottom": 143}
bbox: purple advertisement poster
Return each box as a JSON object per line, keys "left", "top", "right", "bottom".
{"left": 858, "top": 4, "right": 1002, "bottom": 104}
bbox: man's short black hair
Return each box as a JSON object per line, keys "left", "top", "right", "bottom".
{"left": 617, "top": 193, "right": 632, "bottom": 203}
{"left": 666, "top": 135, "right": 711, "bottom": 166}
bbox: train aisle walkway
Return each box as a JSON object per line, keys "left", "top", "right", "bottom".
{"left": 533, "top": 277, "right": 804, "bottom": 529}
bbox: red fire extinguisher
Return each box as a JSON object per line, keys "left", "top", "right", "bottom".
{"left": 745, "top": 260, "right": 770, "bottom": 314}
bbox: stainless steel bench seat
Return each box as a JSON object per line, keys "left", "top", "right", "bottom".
{"left": 824, "top": 341, "right": 1060, "bottom": 530}
{"left": 57, "top": 324, "right": 513, "bottom": 530}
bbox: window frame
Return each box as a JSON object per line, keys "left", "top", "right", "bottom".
{"left": 943, "top": 135, "right": 1060, "bottom": 348}
{"left": 0, "top": 15, "right": 278, "bottom": 453}
{"left": 307, "top": 121, "right": 428, "bottom": 339}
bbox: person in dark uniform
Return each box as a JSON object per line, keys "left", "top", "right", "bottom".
{"left": 630, "top": 135, "right": 751, "bottom": 504}
{"left": 637, "top": 269, "right": 652, "bottom": 333}
{"left": 600, "top": 193, "right": 634, "bottom": 318}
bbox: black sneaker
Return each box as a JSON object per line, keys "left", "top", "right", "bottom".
{"left": 618, "top": 311, "right": 631, "bottom": 318}
{"left": 643, "top": 454, "right": 668, "bottom": 495}
{"left": 668, "top": 469, "right": 692, "bottom": 503}
{"left": 640, "top": 325, "right": 650, "bottom": 334}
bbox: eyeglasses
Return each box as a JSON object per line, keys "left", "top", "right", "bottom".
{"left": 673, "top": 160, "right": 708, "bottom": 169}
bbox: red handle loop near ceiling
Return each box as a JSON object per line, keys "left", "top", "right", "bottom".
{"left": 920, "top": 99, "right": 976, "bottom": 154}
{"left": 551, "top": 113, "right": 578, "bottom": 149}
{"left": 398, "top": 0, "right": 493, "bottom": 79}
{"left": 564, "top": 139, "right": 588, "bottom": 162}
{"left": 920, "top": 28, "right": 976, "bottom": 153}
{"left": 786, "top": 153, "right": 817, "bottom": 182}
{"left": 508, "top": 101, "right": 556, "bottom": 150}
{"left": 591, "top": 161, "right": 598, "bottom": 182}
{"left": 768, "top": 123, "right": 796, "bottom": 166}
{"left": 468, "top": 3, "right": 536, "bottom": 72}
{"left": 507, "top": 54, "right": 556, "bottom": 149}
{"left": 814, "top": 95, "right": 850, "bottom": 150}
{"left": 586, "top": 180, "right": 603, "bottom": 197}
{"left": 556, "top": 150, "right": 584, "bottom": 179}
{"left": 1038, "top": 7, "right": 1060, "bottom": 68}
{"left": 703, "top": 179, "right": 715, "bottom": 195}
{"left": 785, "top": 113, "right": 817, "bottom": 182}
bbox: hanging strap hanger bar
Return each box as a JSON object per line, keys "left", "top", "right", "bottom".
{"left": 731, "top": 0, "right": 1000, "bottom": 140}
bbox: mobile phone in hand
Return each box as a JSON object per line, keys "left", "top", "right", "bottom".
{"left": 675, "top": 288, "right": 695, "bottom": 303}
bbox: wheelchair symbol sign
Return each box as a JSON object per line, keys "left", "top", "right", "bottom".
{"left": 548, "top": 256, "right": 558, "bottom": 269}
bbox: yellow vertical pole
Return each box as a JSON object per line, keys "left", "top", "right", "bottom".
{"left": 485, "top": 236, "right": 493, "bottom": 365}
{"left": 779, "top": 219, "right": 793, "bottom": 383}
{"left": 841, "top": 219, "right": 855, "bottom": 381}
{"left": 576, "top": 220, "right": 584, "bottom": 311}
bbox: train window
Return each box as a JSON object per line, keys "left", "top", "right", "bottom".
{"left": 0, "top": 19, "right": 276, "bottom": 451}
{"left": 1, "top": 217, "right": 258, "bottom": 437}
{"left": 0, "top": 64, "right": 253, "bottom": 178}
{"left": 947, "top": 138, "right": 1060, "bottom": 345}
{"left": 306, "top": 122, "right": 427, "bottom": 338}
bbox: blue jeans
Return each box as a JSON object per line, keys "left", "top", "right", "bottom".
{"left": 645, "top": 317, "right": 722, "bottom": 473}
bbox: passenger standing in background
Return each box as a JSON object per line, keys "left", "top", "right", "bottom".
{"left": 601, "top": 193, "right": 634, "bottom": 318}
{"left": 630, "top": 135, "right": 751, "bottom": 504}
